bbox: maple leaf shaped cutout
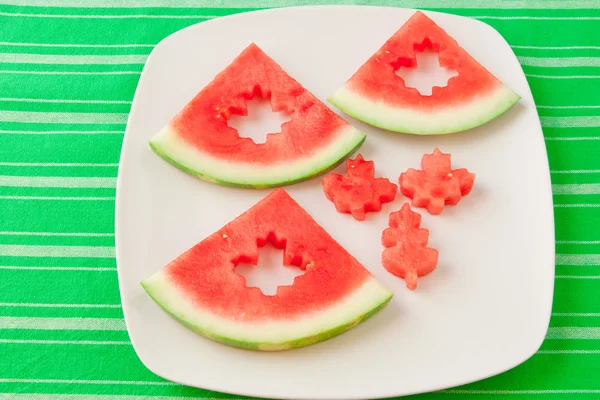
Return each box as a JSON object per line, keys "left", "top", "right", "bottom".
{"left": 381, "top": 203, "right": 438, "bottom": 290}
{"left": 322, "top": 154, "right": 397, "bottom": 221}
{"left": 381, "top": 202, "right": 429, "bottom": 248}
{"left": 399, "top": 148, "right": 475, "bottom": 215}
{"left": 382, "top": 244, "right": 438, "bottom": 290}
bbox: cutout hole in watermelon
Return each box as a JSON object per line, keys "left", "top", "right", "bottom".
{"left": 234, "top": 238, "right": 305, "bottom": 296}
{"left": 227, "top": 96, "right": 292, "bottom": 145}
{"left": 395, "top": 49, "right": 458, "bottom": 96}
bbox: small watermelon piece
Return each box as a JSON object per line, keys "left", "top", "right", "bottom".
{"left": 322, "top": 154, "right": 397, "bottom": 221}
{"left": 141, "top": 189, "right": 393, "bottom": 351}
{"left": 149, "top": 43, "right": 366, "bottom": 188}
{"left": 381, "top": 203, "right": 438, "bottom": 290}
{"left": 382, "top": 244, "right": 439, "bottom": 290}
{"left": 399, "top": 148, "right": 475, "bottom": 215}
{"left": 381, "top": 203, "right": 429, "bottom": 248}
{"left": 328, "top": 11, "right": 520, "bottom": 135}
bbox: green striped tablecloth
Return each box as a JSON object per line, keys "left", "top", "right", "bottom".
{"left": 0, "top": 1, "right": 598, "bottom": 399}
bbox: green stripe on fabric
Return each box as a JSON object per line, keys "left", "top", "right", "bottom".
{"left": 552, "top": 279, "right": 600, "bottom": 315}
{"left": 0, "top": 70, "right": 138, "bottom": 100}
{"left": 0, "top": 2, "right": 597, "bottom": 400}
{"left": 0, "top": 99, "right": 131, "bottom": 114}
{"left": 0, "top": 395, "right": 245, "bottom": 400}
{"left": 546, "top": 140, "right": 600, "bottom": 171}
{"left": 0, "top": 306, "right": 123, "bottom": 319}
{"left": 0, "top": 197, "right": 115, "bottom": 232}
{"left": 0, "top": 134, "right": 124, "bottom": 163}
{"left": 0, "top": 235, "right": 115, "bottom": 246}
{"left": 0, "top": 257, "right": 116, "bottom": 269}
{"left": 0, "top": 269, "right": 119, "bottom": 305}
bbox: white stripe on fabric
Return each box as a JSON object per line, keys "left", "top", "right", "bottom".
{"left": 0, "top": 162, "right": 118, "bottom": 167}
{"left": 555, "top": 254, "right": 600, "bottom": 265}
{"left": 0, "top": 379, "right": 176, "bottom": 386}
{"left": 555, "top": 275, "right": 600, "bottom": 279}
{"left": 0, "top": 196, "right": 115, "bottom": 201}
{"left": 541, "top": 116, "right": 600, "bottom": 128}
{"left": 527, "top": 74, "right": 600, "bottom": 79}
{"left": 539, "top": 105, "right": 600, "bottom": 109}
{"left": 0, "top": 339, "right": 129, "bottom": 345}
{"left": 0, "top": 42, "right": 154, "bottom": 49}
{"left": 0, "top": 70, "right": 140, "bottom": 75}
{"left": 554, "top": 204, "right": 600, "bottom": 208}
{"left": 0, "top": 53, "right": 148, "bottom": 65}
{"left": 10, "top": 54, "right": 599, "bottom": 68}
{"left": 514, "top": 45, "right": 600, "bottom": 50}
{"left": 475, "top": 16, "right": 600, "bottom": 20}
{"left": 545, "top": 137, "right": 600, "bottom": 141}
{"left": 519, "top": 56, "right": 600, "bottom": 67}
{"left": 546, "top": 327, "right": 600, "bottom": 340}
{"left": 553, "top": 312, "right": 600, "bottom": 316}
{"left": 0, "top": 266, "right": 115, "bottom": 271}
{"left": 6, "top": 53, "right": 598, "bottom": 68}
{"left": 0, "top": 130, "right": 123, "bottom": 134}
{"left": 0, "top": 316, "right": 125, "bottom": 330}
{"left": 0, "top": 394, "right": 242, "bottom": 400}
{"left": 0, "top": 245, "right": 115, "bottom": 258}
{"left": 0, "top": 231, "right": 114, "bottom": 237}
{"left": 0, "top": 11, "right": 216, "bottom": 19}
{"left": 0, "top": 176, "right": 116, "bottom": 188}
{"left": 0, "top": 303, "right": 120, "bottom": 308}
{"left": 5, "top": 43, "right": 600, "bottom": 52}
{"left": 0, "top": 111, "right": 127, "bottom": 124}
{"left": 1, "top": 10, "right": 598, "bottom": 21}
{"left": 556, "top": 240, "right": 600, "bottom": 244}
{"left": 442, "top": 390, "right": 600, "bottom": 394}
{"left": 0, "top": 97, "right": 131, "bottom": 105}
{"left": 1, "top": 0, "right": 599, "bottom": 8}
{"left": 551, "top": 170, "right": 600, "bottom": 174}
{"left": 553, "top": 184, "right": 600, "bottom": 195}
{"left": 538, "top": 350, "right": 600, "bottom": 354}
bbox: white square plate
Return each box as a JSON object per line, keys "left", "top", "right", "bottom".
{"left": 116, "top": 6, "right": 555, "bottom": 400}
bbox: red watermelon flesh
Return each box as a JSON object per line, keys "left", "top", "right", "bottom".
{"left": 322, "top": 154, "right": 397, "bottom": 221}
{"left": 149, "top": 43, "right": 366, "bottom": 188}
{"left": 382, "top": 203, "right": 429, "bottom": 248}
{"left": 382, "top": 244, "right": 439, "bottom": 290}
{"left": 381, "top": 203, "right": 438, "bottom": 290}
{"left": 141, "top": 188, "right": 392, "bottom": 351}
{"left": 400, "top": 148, "right": 475, "bottom": 215}
{"left": 328, "top": 11, "right": 520, "bottom": 134}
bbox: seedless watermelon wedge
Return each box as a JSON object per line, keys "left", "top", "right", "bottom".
{"left": 141, "top": 189, "right": 392, "bottom": 351}
{"left": 149, "top": 43, "right": 366, "bottom": 188}
{"left": 328, "top": 11, "right": 520, "bottom": 135}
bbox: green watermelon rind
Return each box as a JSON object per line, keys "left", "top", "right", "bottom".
{"left": 141, "top": 271, "right": 393, "bottom": 351}
{"left": 149, "top": 125, "right": 366, "bottom": 189}
{"left": 328, "top": 83, "right": 521, "bottom": 135}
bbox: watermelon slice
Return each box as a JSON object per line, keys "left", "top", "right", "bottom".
{"left": 399, "top": 148, "right": 475, "bottom": 215}
{"left": 381, "top": 203, "right": 438, "bottom": 290}
{"left": 149, "top": 43, "right": 366, "bottom": 188}
{"left": 141, "top": 189, "right": 393, "bottom": 351}
{"left": 328, "top": 11, "right": 520, "bottom": 135}
{"left": 322, "top": 154, "right": 397, "bottom": 221}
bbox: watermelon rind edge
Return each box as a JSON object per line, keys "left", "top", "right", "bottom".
{"left": 328, "top": 83, "right": 521, "bottom": 135}
{"left": 141, "top": 271, "right": 393, "bottom": 351}
{"left": 149, "top": 124, "right": 366, "bottom": 188}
